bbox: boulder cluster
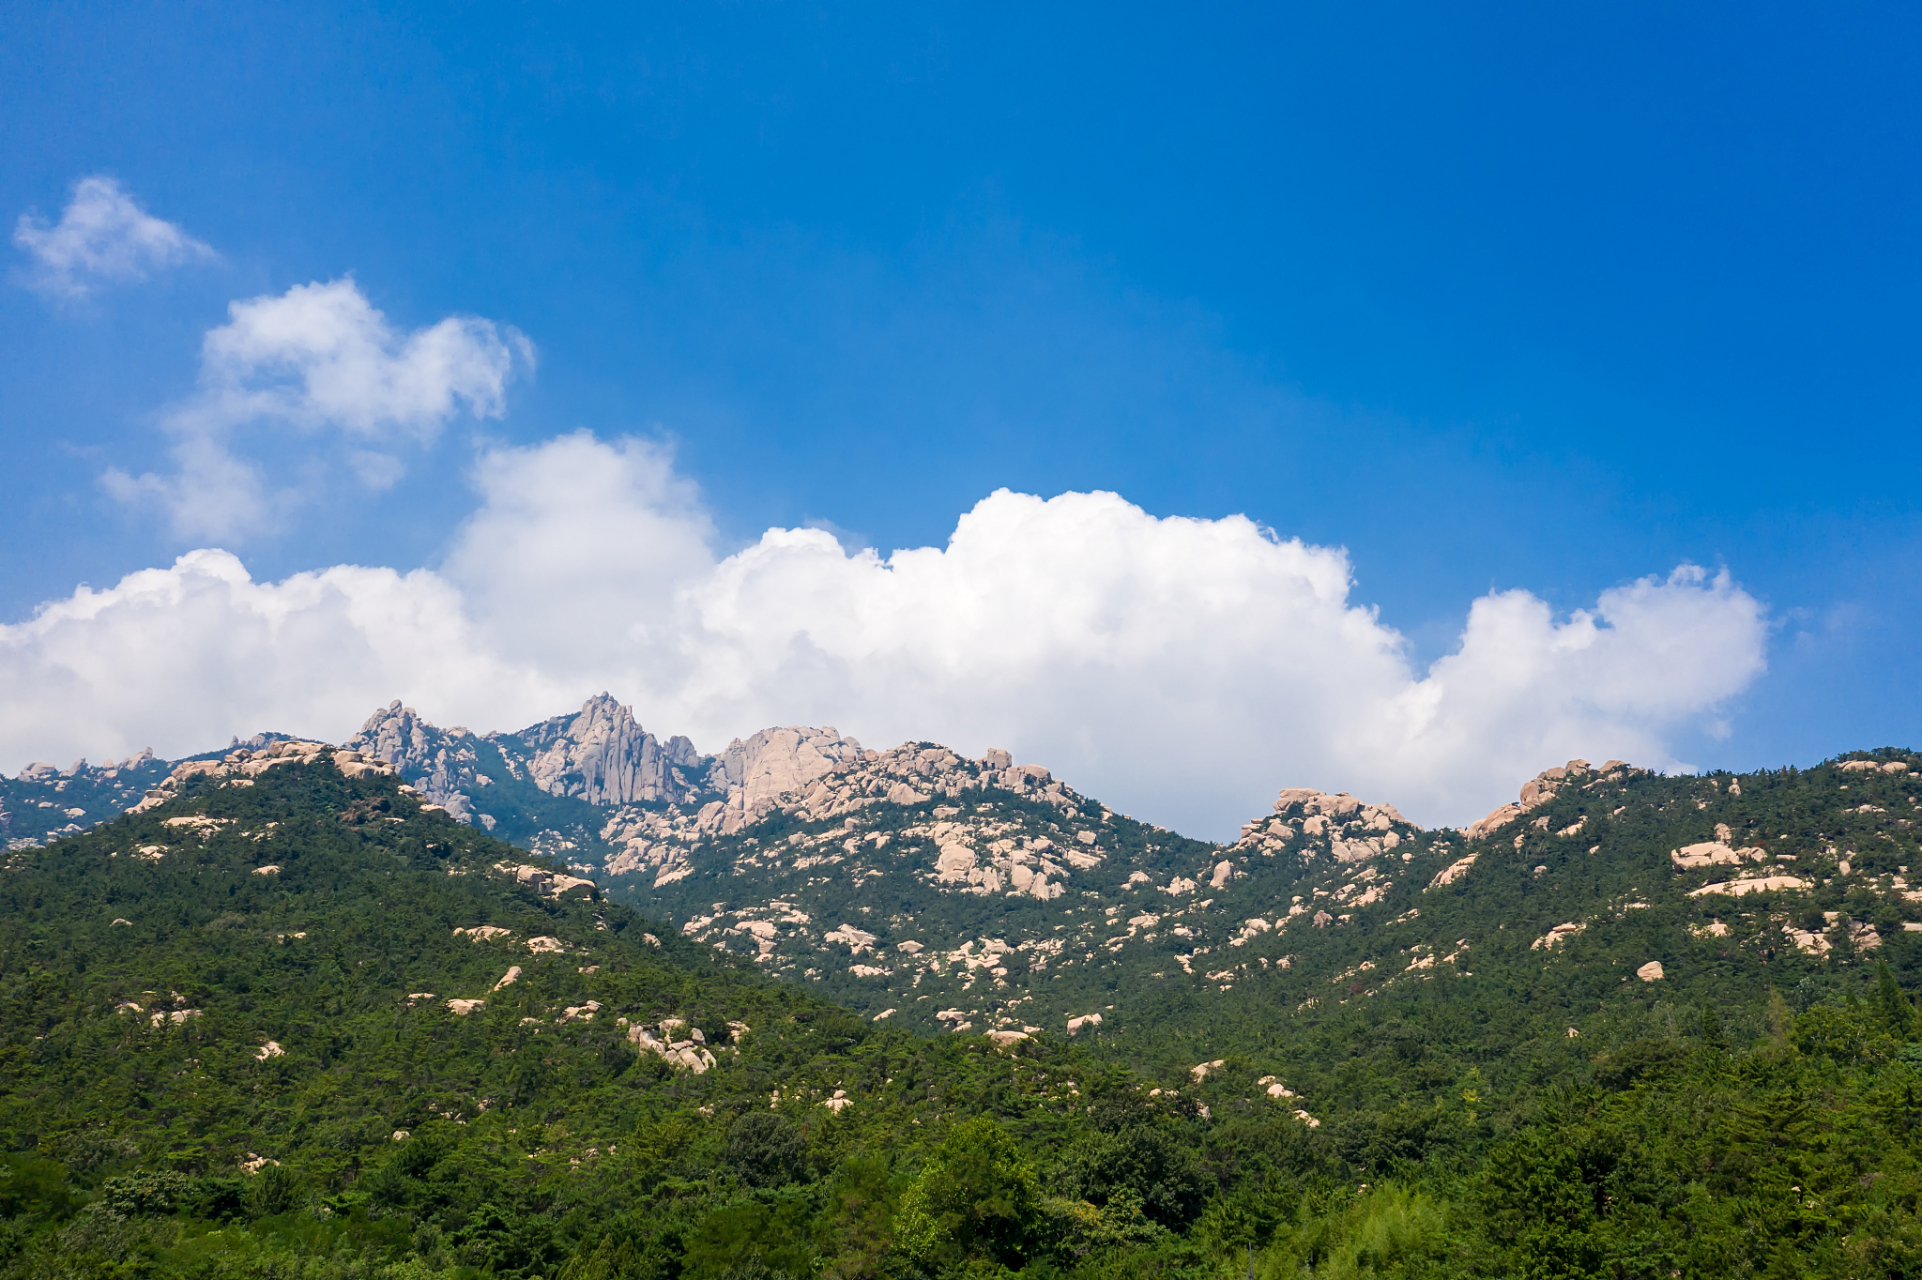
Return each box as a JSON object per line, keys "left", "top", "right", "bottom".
{"left": 1462, "top": 759, "right": 1635, "bottom": 841}
{"left": 599, "top": 739, "right": 1083, "bottom": 889}
{"left": 620, "top": 1018, "right": 750, "bottom": 1074}
{"left": 492, "top": 860, "right": 598, "bottom": 900}
{"left": 129, "top": 740, "right": 397, "bottom": 814}
{"left": 1233, "top": 788, "right": 1413, "bottom": 862}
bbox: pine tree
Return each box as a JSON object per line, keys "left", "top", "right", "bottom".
{"left": 1874, "top": 961, "right": 1917, "bottom": 1038}
{"left": 1701, "top": 1001, "right": 1728, "bottom": 1051}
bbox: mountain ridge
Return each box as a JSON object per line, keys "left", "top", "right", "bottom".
{"left": 7, "top": 710, "right": 1922, "bottom": 1275}
{"left": 19, "top": 693, "right": 1920, "bottom": 1049}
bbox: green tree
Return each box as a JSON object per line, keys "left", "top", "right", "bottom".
{"left": 1060, "top": 1123, "right": 1207, "bottom": 1229}
{"left": 1701, "top": 1000, "right": 1728, "bottom": 1050}
{"left": 1875, "top": 961, "right": 1917, "bottom": 1038}
{"left": 682, "top": 1197, "right": 820, "bottom": 1280}
{"left": 896, "top": 1118, "right": 1042, "bottom": 1271}
{"left": 724, "top": 1113, "right": 808, "bottom": 1189}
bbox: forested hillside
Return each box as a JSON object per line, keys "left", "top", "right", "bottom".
{"left": 5, "top": 745, "right": 1922, "bottom": 1277}
{"left": 614, "top": 747, "right": 1922, "bottom": 1050}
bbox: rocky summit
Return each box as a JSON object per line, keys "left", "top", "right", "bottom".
{"left": 341, "top": 694, "right": 714, "bottom": 829}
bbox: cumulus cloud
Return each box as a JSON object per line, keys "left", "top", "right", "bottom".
{"left": 12, "top": 176, "right": 214, "bottom": 298}
{"left": 182, "top": 278, "right": 531, "bottom": 439}
{"left": 4, "top": 432, "right": 1769, "bottom": 836}
{"left": 103, "top": 279, "right": 532, "bottom": 540}
{"left": 0, "top": 548, "right": 568, "bottom": 772}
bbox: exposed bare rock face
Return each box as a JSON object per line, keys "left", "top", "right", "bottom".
{"left": 1669, "top": 839, "right": 1765, "bottom": 870}
{"left": 492, "top": 861, "right": 599, "bottom": 899}
{"left": 345, "top": 702, "right": 485, "bottom": 823}
{"left": 1231, "top": 788, "right": 1415, "bottom": 875}
{"left": 626, "top": 1018, "right": 721, "bottom": 1073}
{"left": 519, "top": 693, "right": 704, "bottom": 806}
{"left": 1427, "top": 853, "right": 1478, "bottom": 889}
{"left": 598, "top": 739, "right": 1092, "bottom": 889}
{"left": 1462, "top": 759, "right": 1641, "bottom": 840}
{"left": 712, "top": 726, "right": 866, "bottom": 809}
{"left": 344, "top": 694, "right": 712, "bottom": 832}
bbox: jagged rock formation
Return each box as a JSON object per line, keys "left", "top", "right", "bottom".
{"left": 711, "top": 726, "right": 866, "bottom": 809}
{"left": 1461, "top": 758, "right": 1640, "bottom": 840}
{"left": 344, "top": 694, "right": 717, "bottom": 831}
{"left": 334, "top": 697, "right": 1092, "bottom": 906}
{"left": 517, "top": 694, "right": 704, "bottom": 806}
{"left": 344, "top": 702, "right": 487, "bottom": 824}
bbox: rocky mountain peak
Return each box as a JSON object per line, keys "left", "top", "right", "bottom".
{"left": 516, "top": 693, "right": 703, "bottom": 807}
{"left": 345, "top": 701, "right": 481, "bottom": 823}
{"left": 1231, "top": 786, "right": 1419, "bottom": 869}
{"left": 349, "top": 701, "right": 452, "bottom": 769}
{"left": 713, "top": 725, "right": 865, "bottom": 809}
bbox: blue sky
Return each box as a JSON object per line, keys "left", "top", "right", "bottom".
{"left": 1, "top": 2, "right": 1917, "bottom": 832}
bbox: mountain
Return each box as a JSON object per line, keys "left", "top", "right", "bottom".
{"left": 610, "top": 742, "right": 1922, "bottom": 1059}
{"left": 6, "top": 732, "right": 1922, "bottom": 1276}
{"left": 339, "top": 695, "right": 716, "bottom": 834}
{"left": 323, "top": 698, "right": 1438, "bottom": 1036}
{"left": 338, "top": 694, "right": 1922, "bottom": 1053}
{"left": 18, "top": 697, "right": 1922, "bottom": 1049}
{"left": 0, "top": 744, "right": 1192, "bottom": 1277}
{"left": 2, "top": 731, "right": 319, "bottom": 853}
{"left": 335, "top": 697, "right": 868, "bottom": 858}
{"left": 1, "top": 748, "right": 170, "bottom": 850}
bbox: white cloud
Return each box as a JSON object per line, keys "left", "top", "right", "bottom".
{"left": 0, "top": 549, "right": 569, "bottom": 773}
{"left": 103, "top": 279, "right": 531, "bottom": 541}
{"left": 443, "top": 431, "right": 717, "bottom": 667}
{"left": 6, "top": 432, "right": 1769, "bottom": 836}
{"left": 183, "top": 278, "right": 530, "bottom": 439}
{"left": 12, "top": 176, "right": 214, "bottom": 298}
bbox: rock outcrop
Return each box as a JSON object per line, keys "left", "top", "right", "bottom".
{"left": 344, "top": 703, "right": 484, "bottom": 822}
{"left": 129, "top": 740, "right": 396, "bottom": 814}
{"left": 493, "top": 861, "right": 598, "bottom": 899}
{"left": 1230, "top": 788, "right": 1415, "bottom": 867}
{"left": 710, "top": 725, "right": 866, "bottom": 809}
{"left": 1532, "top": 922, "right": 1585, "bottom": 950}
{"left": 1463, "top": 760, "right": 1637, "bottom": 840}
{"left": 517, "top": 694, "right": 704, "bottom": 806}
{"left": 1838, "top": 759, "right": 1910, "bottom": 774}
{"left": 626, "top": 1018, "right": 720, "bottom": 1073}
{"left": 1670, "top": 840, "right": 1765, "bottom": 870}
{"left": 1688, "top": 875, "right": 1809, "bottom": 898}
{"left": 599, "top": 738, "right": 1088, "bottom": 890}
